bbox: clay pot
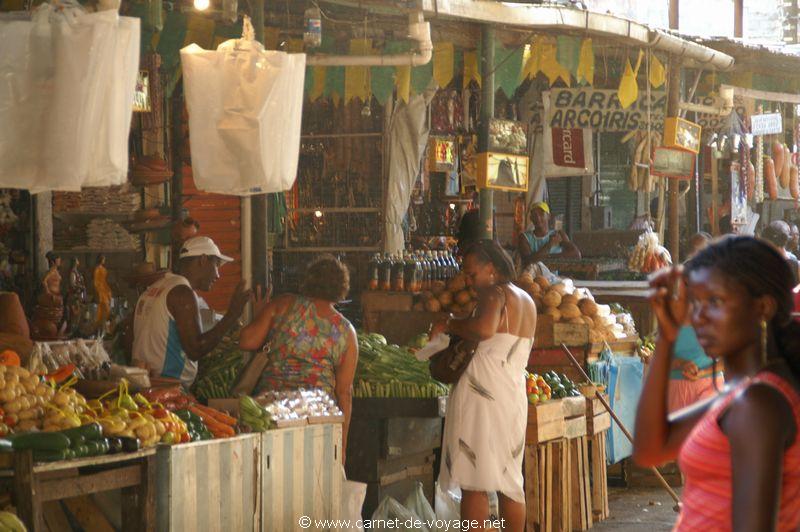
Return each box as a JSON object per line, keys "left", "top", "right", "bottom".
{"left": 0, "top": 292, "right": 29, "bottom": 338}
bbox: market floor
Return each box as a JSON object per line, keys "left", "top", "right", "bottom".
{"left": 592, "top": 487, "right": 682, "bottom": 531}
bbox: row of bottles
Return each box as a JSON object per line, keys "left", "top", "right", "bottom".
{"left": 367, "top": 251, "right": 459, "bottom": 292}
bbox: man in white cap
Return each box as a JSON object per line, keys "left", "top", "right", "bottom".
{"left": 132, "top": 236, "right": 250, "bottom": 388}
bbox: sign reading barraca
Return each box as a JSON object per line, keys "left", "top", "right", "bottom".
{"left": 546, "top": 89, "right": 666, "bottom": 132}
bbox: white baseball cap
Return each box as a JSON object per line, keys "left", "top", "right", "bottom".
{"left": 179, "top": 236, "right": 233, "bottom": 263}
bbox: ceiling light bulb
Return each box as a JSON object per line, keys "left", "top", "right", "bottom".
{"left": 194, "top": 0, "right": 209, "bottom": 11}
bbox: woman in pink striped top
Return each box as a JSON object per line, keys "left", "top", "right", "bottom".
{"left": 634, "top": 236, "right": 800, "bottom": 531}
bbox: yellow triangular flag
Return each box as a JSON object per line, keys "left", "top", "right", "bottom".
{"left": 649, "top": 53, "right": 666, "bottom": 88}
{"left": 634, "top": 49, "right": 644, "bottom": 73}
{"left": 463, "top": 50, "right": 482, "bottom": 89}
{"left": 618, "top": 58, "right": 638, "bottom": 109}
{"left": 521, "top": 39, "right": 544, "bottom": 80}
{"left": 396, "top": 66, "right": 411, "bottom": 103}
{"left": 433, "top": 42, "right": 455, "bottom": 89}
{"left": 540, "top": 37, "right": 571, "bottom": 87}
{"left": 310, "top": 66, "right": 326, "bottom": 102}
{"left": 576, "top": 38, "right": 595, "bottom": 85}
{"left": 345, "top": 39, "right": 372, "bottom": 103}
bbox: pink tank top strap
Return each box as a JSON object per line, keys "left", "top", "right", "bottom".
{"left": 751, "top": 371, "right": 800, "bottom": 430}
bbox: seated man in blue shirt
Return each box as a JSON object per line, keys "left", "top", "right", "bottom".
{"left": 518, "top": 202, "right": 581, "bottom": 268}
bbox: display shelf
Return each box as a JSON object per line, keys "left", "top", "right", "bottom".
{"left": 53, "top": 212, "right": 136, "bottom": 221}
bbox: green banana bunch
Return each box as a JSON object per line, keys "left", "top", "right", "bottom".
{"left": 0, "top": 512, "right": 25, "bottom": 532}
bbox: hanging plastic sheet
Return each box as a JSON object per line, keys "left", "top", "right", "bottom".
{"left": 181, "top": 17, "right": 306, "bottom": 196}
{"left": 385, "top": 92, "right": 433, "bottom": 253}
{"left": 0, "top": 4, "right": 139, "bottom": 192}
{"left": 589, "top": 348, "right": 644, "bottom": 464}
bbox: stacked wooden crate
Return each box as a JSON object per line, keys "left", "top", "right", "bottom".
{"left": 586, "top": 395, "right": 612, "bottom": 522}
{"left": 346, "top": 397, "right": 445, "bottom": 518}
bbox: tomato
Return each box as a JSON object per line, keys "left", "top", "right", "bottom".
{"left": 180, "top": 432, "right": 190, "bottom": 443}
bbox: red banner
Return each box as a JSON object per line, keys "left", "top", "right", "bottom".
{"left": 551, "top": 128, "right": 586, "bottom": 168}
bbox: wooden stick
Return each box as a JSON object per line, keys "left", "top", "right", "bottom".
{"left": 560, "top": 344, "right": 682, "bottom": 507}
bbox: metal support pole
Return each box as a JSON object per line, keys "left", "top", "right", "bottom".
{"left": 667, "top": 59, "right": 682, "bottom": 262}
{"left": 170, "top": 82, "right": 184, "bottom": 271}
{"left": 479, "top": 25, "right": 495, "bottom": 240}
{"left": 734, "top": 0, "right": 743, "bottom": 38}
{"left": 248, "top": 0, "right": 267, "bottom": 304}
{"left": 669, "top": 0, "right": 679, "bottom": 30}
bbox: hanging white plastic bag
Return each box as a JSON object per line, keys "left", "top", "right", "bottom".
{"left": 181, "top": 17, "right": 306, "bottom": 196}
{"left": 0, "top": 3, "right": 136, "bottom": 192}
{"left": 340, "top": 467, "right": 367, "bottom": 532}
{"left": 84, "top": 14, "right": 140, "bottom": 187}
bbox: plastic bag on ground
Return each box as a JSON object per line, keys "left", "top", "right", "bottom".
{"left": 340, "top": 467, "right": 366, "bottom": 532}
{"left": 404, "top": 482, "right": 437, "bottom": 532}
{"left": 180, "top": 17, "right": 306, "bottom": 196}
{"left": 370, "top": 497, "right": 418, "bottom": 531}
{"left": 434, "top": 483, "right": 460, "bottom": 522}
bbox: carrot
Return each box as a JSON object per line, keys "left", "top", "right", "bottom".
{"left": 189, "top": 405, "right": 235, "bottom": 437}
{"left": 191, "top": 403, "right": 237, "bottom": 426}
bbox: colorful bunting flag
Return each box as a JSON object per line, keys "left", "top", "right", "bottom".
{"left": 463, "top": 50, "right": 481, "bottom": 88}
{"left": 576, "top": 38, "right": 595, "bottom": 85}
{"left": 433, "top": 42, "right": 455, "bottom": 89}
{"left": 649, "top": 52, "right": 666, "bottom": 88}
{"left": 345, "top": 39, "right": 373, "bottom": 103}
{"left": 411, "top": 60, "right": 434, "bottom": 95}
{"left": 618, "top": 50, "right": 644, "bottom": 109}
{"left": 494, "top": 38, "right": 524, "bottom": 97}
{"left": 556, "top": 35, "right": 580, "bottom": 76}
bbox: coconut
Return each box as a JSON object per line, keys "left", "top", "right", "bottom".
{"left": 559, "top": 303, "right": 581, "bottom": 320}
{"left": 455, "top": 290, "right": 472, "bottom": 306}
{"left": 560, "top": 294, "right": 579, "bottom": 307}
{"left": 432, "top": 281, "right": 447, "bottom": 295}
{"left": 534, "top": 276, "right": 550, "bottom": 291}
{"left": 578, "top": 298, "right": 599, "bottom": 317}
{"left": 448, "top": 274, "right": 466, "bottom": 292}
{"left": 438, "top": 291, "right": 454, "bottom": 307}
{"left": 542, "top": 290, "right": 562, "bottom": 309}
{"left": 544, "top": 307, "right": 562, "bottom": 322}
{"left": 425, "top": 299, "right": 442, "bottom": 313}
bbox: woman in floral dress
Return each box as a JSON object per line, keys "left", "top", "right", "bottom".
{"left": 239, "top": 255, "right": 358, "bottom": 458}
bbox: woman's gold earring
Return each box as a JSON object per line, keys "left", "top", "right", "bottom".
{"left": 761, "top": 319, "right": 768, "bottom": 367}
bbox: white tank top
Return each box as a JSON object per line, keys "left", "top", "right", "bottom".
{"left": 132, "top": 273, "right": 198, "bottom": 387}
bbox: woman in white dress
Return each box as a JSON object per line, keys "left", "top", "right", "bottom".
{"left": 431, "top": 240, "right": 536, "bottom": 531}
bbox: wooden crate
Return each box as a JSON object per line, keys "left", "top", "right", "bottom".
{"left": 361, "top": 291, "right": 414, "bottom": 333}
{"left": 524, "top": 439, "right": 571, "bottom": 532}
{"left": 589, "top": 432, "right": 610, "bottom": 522}
{"left": 586, "top": 396, "right": 612, "bottom": 436}
{"left": 527, "top": 346, "right": 591, "bottom": 384}
{"left": 534, "top": 315, "right": 589, "bottom": 349}
{"left": 563, "top": 397, "right": 588, "bottom": 440}
{"left": 11, "top": 449, "right": 157, "bottom": 532}
{"left": 570, "top": 436, "right": 593, "bottom": 531}
{"left": 262, "top": 424, "right": 343, "bottom": 532}
{"left": 156, "top": 434, "right": 261, "bottom": 532}
{"left": 362, "top": 453, "right": 436, "bottom": 520}
{"left": 526, "top": 401, "right": 566, "bottom": 445}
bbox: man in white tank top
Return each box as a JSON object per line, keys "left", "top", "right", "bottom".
{"left": 132, "top": 236, "right": 250, "bottom": 388}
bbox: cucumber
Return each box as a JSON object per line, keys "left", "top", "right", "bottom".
{"left": 32, "top": 449, "right": 69, "bottom": 462}
{"left": 73, "top": 444, "right": 90, "bottom": 458}
{"left": 120, "top": 437, "right": 140, "bottom": 453}
{"left": 9, "top": 432, "right": 71, "bottom": 452}
{"left": 60, "top": 423, "right": 103, "bottom": 442}
{"left": 108, "top": 438, "right": 123, "bottom": 454}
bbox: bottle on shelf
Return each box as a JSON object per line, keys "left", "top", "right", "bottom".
{"left": 403, "top": 252, "right": 417, "bottom": 293}
{"left": 367, "top": 253, "right": 381, "bottom": 290}
{"left": 379, "top": 252, "right": 392, "bottom": 291}
{"left": 422, "top": 251, "right": 432, "bottom": 291}
{"left": 392, "top": 253, "right": 405, "bottom": 292}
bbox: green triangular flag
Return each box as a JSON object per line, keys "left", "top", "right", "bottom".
{"left": 412, "top": 59, "right": 434, "bottom": 95}
{"left": 556, "top": 35, "right": 580, "bottom": 77}
{"left": 324, "top": 66, "right": 345, "bottom": 102}
{"left": 371, "top": 41, "right": 409, "bottom": 104}
{"left": 493, "top": 39, "right": 524, "bottom": 97}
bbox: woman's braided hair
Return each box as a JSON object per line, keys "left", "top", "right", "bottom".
{"left": 685, "top": 235, "right": 800, "bottom": 377}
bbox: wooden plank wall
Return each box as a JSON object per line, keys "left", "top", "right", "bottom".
{"left": 182, "top": 164, "right": 242, "bottom": 312}
{"left": 156, "top": 434, "right": 261, "bottom": 532}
